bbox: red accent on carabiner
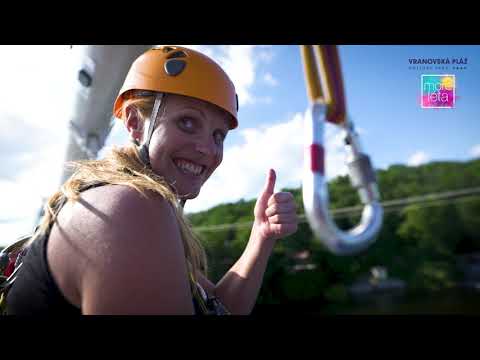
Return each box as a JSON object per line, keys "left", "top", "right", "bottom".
{"left": 310, "top": 144, "right": 324, "bottom": 174}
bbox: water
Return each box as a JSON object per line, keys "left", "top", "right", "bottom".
{"left": 253, "top": 287, "right": 480, "bottom": 315}
{"left": 324, "top": 287, "right": 480, "bottom": 315}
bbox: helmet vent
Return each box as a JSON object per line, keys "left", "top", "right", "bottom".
{"left": 164, "top": 59, "right": 186, "bottom": 76}
{"left": 167, "top": 50, "right": 187, "bottom": 59}
{"left": 162, "top": 46, "right": 176, "bottom": 53}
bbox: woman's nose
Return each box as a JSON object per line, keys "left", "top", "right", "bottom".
{"left": 195, "top": 137, "right": 217, "bottom": 157}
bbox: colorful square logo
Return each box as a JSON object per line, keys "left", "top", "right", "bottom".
{"left": 421, "top": 74, "right": 455, "bottom": 108}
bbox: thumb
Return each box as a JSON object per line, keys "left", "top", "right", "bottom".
{"left": 256, "top": 169, "right": 276, "bottom": 212}
{"left": 263, "top": 168, "right": 276, "bottom": 196}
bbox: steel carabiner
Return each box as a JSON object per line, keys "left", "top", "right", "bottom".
{"left": 300, "top": 45, "right": 383, "bottom": 255}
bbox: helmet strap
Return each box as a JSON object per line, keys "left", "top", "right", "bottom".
{"left": 138, "top": 93, "right": 164, "bottom": 166}
{"left": 136, "top": 93, "right": 188, "bottom": 209}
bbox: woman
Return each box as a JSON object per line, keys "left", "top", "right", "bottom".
{"left": 5, "top": 46, "right": 299, "bottom": 315}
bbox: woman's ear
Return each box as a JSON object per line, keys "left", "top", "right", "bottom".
{"left": 125, "top": 105, "right": 144, "bottom": 143}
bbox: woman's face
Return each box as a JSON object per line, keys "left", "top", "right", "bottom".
{"left": 147, "top": 94, "right": 231, "bottom": 199}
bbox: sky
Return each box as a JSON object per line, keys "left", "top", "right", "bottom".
{"left": 0, "top": 45, "right": 479, "bottom": 247}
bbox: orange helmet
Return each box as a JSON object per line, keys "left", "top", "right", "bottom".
{"left": 113, "top": 45, "right": 238, "bottom": 129}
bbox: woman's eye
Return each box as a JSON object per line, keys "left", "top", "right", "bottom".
{"left": 179, "top": 117, "right": 195, "bottom": 131}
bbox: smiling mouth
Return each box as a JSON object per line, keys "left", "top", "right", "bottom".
{"left": 173, "top": 158, "right": 206, "bottom": 177}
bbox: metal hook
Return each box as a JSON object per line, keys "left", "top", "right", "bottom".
{"left": 300, "top": 45, "right": 383, "bottom": 255}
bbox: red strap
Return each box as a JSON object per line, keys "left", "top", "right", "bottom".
{"left": 310, "top": 144, "right": 325, "bottom": 175}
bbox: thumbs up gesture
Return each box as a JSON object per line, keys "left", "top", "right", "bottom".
{"left": 253, "top": 169, "right": 299, "bottom": 242}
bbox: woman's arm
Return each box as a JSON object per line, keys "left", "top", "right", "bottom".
{"left": 196, "top": 229, "right": 275, "bottom": 315}
{"left": 214, "top": 229, "right": 276, "bottom": 314}
{"left": 198, "top": 169, "right": 298, "bottom": 315}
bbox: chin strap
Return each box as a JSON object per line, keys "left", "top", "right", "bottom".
{"left": 135, "top": 92, "right": 187, "bottom": 209}
{"left": 137, "top": 93, "right": 164, "bottom": 166}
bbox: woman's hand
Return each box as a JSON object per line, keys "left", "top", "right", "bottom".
{"left": 252, "top": 169, "right": 299, "bottom": 243}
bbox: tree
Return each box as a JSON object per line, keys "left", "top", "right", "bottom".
{"left": 187, "top": 158, "right": 480, "bottom": 307}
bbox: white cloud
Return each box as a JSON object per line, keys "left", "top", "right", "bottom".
{"left": 257, "top": 46, "right": 275, "bottom": 63}
{"left": 98, "top": 119, "right": 129, "bottom": 157}
{"left": 186, "top": 111, "right": 348, "bottom": 213}
{"left": 356, "top": 127, "right": 368, "bottom": 135}
{"left": 263, "top": 72, "right": 279, "bottom": 87}
{"left": 0, "top": 46, "right": 78, "bottom": 130}
{"left": 0, "top": 218, "right": 37, "bottom": 248}
{"left": 0, "top": 46, "right": 78, "bottom": 247}
{"left": 469, "top": 144, "right": 480, "bottom": 158}
{"left": 407, "top": 151, "right": 430, "bottom": 166}
{"left": 180, "top": 45, "right": 262, "bottom": 107}
{"left": 0, "top": 177, "right": 43, "bottom": 227}
{"left": 0, "top": 140, "right": 69, "bottom": 247}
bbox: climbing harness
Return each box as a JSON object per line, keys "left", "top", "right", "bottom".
{"left": 0, "top": 234, "right": 31, "bottom": 313}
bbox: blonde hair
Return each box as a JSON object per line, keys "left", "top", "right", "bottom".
{"left": 32, "top": 92, "right": 207, "bottom": 294}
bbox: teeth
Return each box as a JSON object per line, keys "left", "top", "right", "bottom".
{"left": 174, "top": 159, "right": 204, "bottom": 176}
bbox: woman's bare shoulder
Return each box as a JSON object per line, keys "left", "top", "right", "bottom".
{"left": 79, "top": 183, "right": 170, "bottom": 216}
{"left": 50, "top": 184, "right": 194, "bottom": 314}
{"left": 54, "top": 184, "right": 175, "bottom": 256}
{"left": 80, "top": 184, "right": 195, "bottom": 314}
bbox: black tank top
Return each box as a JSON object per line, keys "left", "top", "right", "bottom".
{"left": 6, "top": 228, "right": 81, "bottom": 315}
{"left": 6, "top": 183, "right": 229, "bottom": 315}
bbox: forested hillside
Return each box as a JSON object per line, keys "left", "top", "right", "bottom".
{"left": 188, "top": 159, "right": 480, "bottom": 308}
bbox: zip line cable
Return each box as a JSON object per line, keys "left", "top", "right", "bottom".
{"left": 192, "top": 186, "right": 480, "bottom": 233}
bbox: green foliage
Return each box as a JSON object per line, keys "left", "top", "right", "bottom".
{"left": 188, "top": 159, "right": 480, "bottom": 307}
{"left": 279, "top": 269, "right": 328, "bottom": 302}
{"left": 324, "top": 284, "right": 349, "bottom": 303}
{"left": 455, "top": 198, "right": 480, "bottom": 251}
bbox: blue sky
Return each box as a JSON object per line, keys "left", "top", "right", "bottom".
{"left": 181, "top": 45, "right": 480, "bottom": 216}
{"left": 229, "top": 45, "right": 479, "bottom": 169}
{"left": 338, "top": 45, "right": 480, "bottom": 168}
{"left": 1, "top": 45, "right": 479, "bottom": 246}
